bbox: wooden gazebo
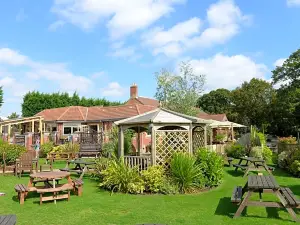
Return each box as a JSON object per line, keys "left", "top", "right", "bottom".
{"left": 115, "top": 108, "right": 211, "bottom": 169}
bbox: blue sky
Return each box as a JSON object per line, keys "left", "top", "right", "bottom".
{"left": 0, "top": 0, "right": 299, "bottom": 116}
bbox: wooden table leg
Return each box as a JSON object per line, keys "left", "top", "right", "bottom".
{"left": 79, "top": 166, "right": 87, "bottom": 180}
{"left": 243, "top": 166, "right": 251, "bottom": 177}
{"left": 264, "top": 163, "right": 272, "bottom": 175}
{"left": 235, "top": 159, "right": 243, "bottom": 171}
{"left": 234, "top": 191, "right": 253, "bottom": 218}
{"left": 276, "top": 190, "right": 300, "bottom": 222}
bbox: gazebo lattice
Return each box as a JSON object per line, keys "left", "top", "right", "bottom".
{"left": 115, "top": 108, "right": 211, "bottom": 169}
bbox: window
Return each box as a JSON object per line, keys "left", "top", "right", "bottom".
{"left": 64, "top": 127, "right": 72, "bottom": 135}
{"left": 63, "top": 123, "right": 81, "bottom": 135}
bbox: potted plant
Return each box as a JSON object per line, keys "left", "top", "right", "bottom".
{"left": 215, "top": 134, "right": 226, "bottom": 144}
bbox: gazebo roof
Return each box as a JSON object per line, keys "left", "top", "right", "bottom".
{"left": 209, "top": 120, "right": 246, "bottom": 128}
{"left": 115, "top": 108, "right": 212, "bottom": 126}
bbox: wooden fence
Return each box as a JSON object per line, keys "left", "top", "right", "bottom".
{"left": 124, "top": 155, "right": 151, "bottom": 171}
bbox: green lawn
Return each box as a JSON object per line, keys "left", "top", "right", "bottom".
{"left": 1, "top": 161, "right": 300, "bottom": 225}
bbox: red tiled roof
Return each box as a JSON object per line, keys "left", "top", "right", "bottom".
{"left": 125, "top": 97, "right": 160, "bottom": 107}
{"left": 197, "top": 113, "right": 228, "bottom": 122}
{"left": 36, "top": 104, "right": 156, "bottom": 122}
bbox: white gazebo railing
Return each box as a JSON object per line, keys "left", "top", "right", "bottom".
{"left": 124, "top": 155, "right": 151, "bottom": 171}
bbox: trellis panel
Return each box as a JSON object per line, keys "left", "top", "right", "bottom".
{"left": 192, "top": 126, "right": 205, "bottom": 153}
{"left": 155, "top": 130, "right": 189, "bottom": 167}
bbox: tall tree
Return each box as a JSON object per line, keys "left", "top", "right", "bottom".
{"left": 0, "top": 87, "right": 3, "bottom": 109}
{"left": 197, "top": 89, "right": 233, "bottom": 114}
{"left": 7, "top": 112, "right": 19, "bottom": 119}
{"left": 22, "top": 91, "right": 121, "bottom": 117}
{"left": 232, "top": 78, "right": 276, "bottom": 128}
{"left": 155, "top": 62, "right": 205, "bottom": 116}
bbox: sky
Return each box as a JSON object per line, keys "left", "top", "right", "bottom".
{"left": 0, "top": 0, "right": 299, "bottom": 116}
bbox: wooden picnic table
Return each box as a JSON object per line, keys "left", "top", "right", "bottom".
{"left": 233, "top": 175, "right": 300, "bottom": 222}
{"left": 233, "top": 156, "right": 272, "bottom": 177}
{"left": 60, "top": 159, "right": 96, "bottom": 179}
{"left": 29, "top": 171, "right": 73, "bottom": 204}
{"left": 0, "top": 215, "right": 16, "bottom": 225}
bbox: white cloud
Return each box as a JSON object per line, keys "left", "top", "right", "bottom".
{"left": 273, "top": 58, "right": 286, "bottom": 67}
{"left": 0, "top": 48, "right": 29, "bottom": 65}
{"left": 189, "top": 53, "right": 268, "bottom": 91}
{"left": 143, "top": 0, "right": 251, "bottom": 57}
{"left": 109, "top": 43, "right": 142, "bottom": 61}
{"left": 48, "top": 20, "right": 66, "bottom": 31}
{"left": 287, "top": 0, "right": 300, "bottom": 7}
{"left": 90, "top": 71, "right": 106, "bottom": 79}
{"left": 51, "top": 0, "right": 185, "bottom": 38}
{"left": 100, "top": 82, "right": 126, "bottom": 97}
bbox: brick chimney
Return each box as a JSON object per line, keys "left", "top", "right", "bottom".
{"left": 130, "top": 83, "right": 138, "bottom": 99}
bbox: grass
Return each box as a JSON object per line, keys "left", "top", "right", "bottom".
{"left": 1, "top": 161, "right": 300, "bottom": 225}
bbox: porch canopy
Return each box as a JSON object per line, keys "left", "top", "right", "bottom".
{"left": 115, "top": 108, "right": 211, "bottom": 167}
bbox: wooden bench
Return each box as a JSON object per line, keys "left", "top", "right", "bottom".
{"left": 0, "top": 215, "right": 16, "bottom": 225}
{"left": 14, "top": 184, "right": 28, "bottom": 205}
{"left": 280, "top": 187, "right": 300, "bottom": 207}
{"left": 232, "top": 164, "right": 247, "bottom": 170}
{"left": 73, "top": 179, "right": 84, "bottom": 196}
{"left": 36, "top": 184, "right": 73, "bottom": 205}
{"left": 78, "top": 143, "right": 101, "bottom": 158}
{"left": 231, "top": 186, "right": 243, "bottom": 203}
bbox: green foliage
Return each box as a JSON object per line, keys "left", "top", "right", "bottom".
{"left": 278, "top": 151, "right": 289, "bottom": 169}
{"left": 170, "top": 152, "right": 202, "bottom": 193}
{"left": 225, "top": 144, "right": 245, "bottom": 158}
{"left": 155, "top": 62, "right": 205, "bottom": 116}
{"left": 100, "top": 158, "right": 145, "bottom": 194}
{"left": 40, "top": 142, "right": 54, "bottom": 157}
{"left": 289, "top": 160, "right": 300, "bottom": 177}
{"left": 250, "top": 146, "right": 263, "bottom": 159}
{"left": 195, "top": 148, "right": 224, "bottom": 187}
{"left": 262, "top": 146, "right": 273, "bottom": 163}
{"left": 92, "top": 157, "right": 112, "bottom": 180}
{"left": 272, "top": 153, "right": 278, "bottom": 165}
{"left": 159, "top": 178, "right": 179, "bottom": 195}
{"left": 0, "top": 87, "right": 3, "bottom": 109}
{"left": 50, "top": 143, "right": 79, "bottom": 154}
{"left": 215, "top": 134, "right": 226, "bottom": 143}
{"left": 197, "top": 88, "right": 233, "bottom": 114}
{"left": 7, "top": 112, "right": 19, "bottom": 119}
{"left": 102, "top": 126, "right": 132, "bottom": 157}
{"left": 22, "top": 91, "right": 121, "bottom": 117}
{"left": 141, "top": 165, "right": 165, "bottom": 193}
{"left": 0, "top": 142, "right": 26, "bottom": 164}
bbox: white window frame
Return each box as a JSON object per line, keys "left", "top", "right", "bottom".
{"left": 63, "top": 123, "right": 81, "bottom": 135}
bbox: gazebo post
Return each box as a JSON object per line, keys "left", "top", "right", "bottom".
{"left": 150, "top": 124, "right": 156, "bottom": 165}
{"left": 118, "top": 126, "right": 124, "bottom": 158}
{"left": 204, "top": 125, "right": 207, "bottom": 148}
{"left": 137, "top": 126, "right": 140, "bottom": 155}
{"left": 189, "top": 124, "right": 193, "bottom": 155}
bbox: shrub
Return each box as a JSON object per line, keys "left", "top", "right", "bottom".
{"left": 100, "top": 158, "right": 144, "bottom": 194}
{"left": 195, "top": 148, "right": 224, "bottom": 187}
{"left": 215, "top": 134, "right": 226, "bottom": 143}
{"left": 225, "top": 144, "right": 245, "bottom": 158}
{"left": 279, "top": 136, "right": 297, "bottom": 144}
{"left": 142, "top": 166, "right": 165, "bottom": 193}
{"left": 61, "top": 142, "right": 80, "bottom": 153}
{"left": 0, "top": 142, "right": 26, "bottom": 164}
{"left": 289, "top": 160, "right": 300, "bottom": 177}
{"left": 159, "top": 178, "right": 179, "bottom": 195}
{"left": 262, "top": 146, "right": 273, "bottom": 163}
{"left": 170, "top": 152, "right": 201, "bottom": 193}
{"left": 40, "top": 142, "right": 54, "bottom": 157}
{"left": 272, "top": 153, "right": 278, "bottom": 165}
{"left": 250, "top": 146, "right": 263, "bottom": 159}
{"left": 278, "top": 151, "right": 289, "bottom": 169}
{"left": 92, "top": 157, "right": 112, "bottom": 180}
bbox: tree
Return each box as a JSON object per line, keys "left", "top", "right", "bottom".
{"left": 155, "top": 62, "right": 205, "bottom": 116}
{"left": 272, "top": 49, "right": 300, "bottom": 88}
{"left": 232, "top": 78, "right": 276, "bottom": 128}
{"left": 8, "top": 112, "right": 19, "bottom": 119}
{"left": 0, "top": 87, "right": 3, "bottom": 109}
{"left": 22, "top": 91, "right": 121, "bottom": 117}
{"left": 197, "top": 89, "right": 233, "bottom": 114}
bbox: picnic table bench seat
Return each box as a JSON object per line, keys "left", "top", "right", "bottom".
{"left": 232, "top": 164, "right": 247, "bottom": 170}
{"left": 227, "top": 157, "right": 234, "bottom": 167}
{"left": 36, "top": 183, "right": 73, "bottom": 205}
{"left": 231, "top": 186, "right": 243, "bottom": 203}
{"left": 59, "top": 168, "right": 82, "bottom": 174}
{"left": 79, "top": 143, "right": 101, "bottom": 158}
{"left": 280, "top": 187, "right": 300, "bottom": 207}
{"left": 0, "top": 215, "right": 16, "bottom": 225}
{"left": 14, "top": 184, "right": 28, "bottom": 204}
{"left": 73, "top": 179, "right": 84, "bottom": 196}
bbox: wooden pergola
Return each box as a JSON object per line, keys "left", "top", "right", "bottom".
{"left": 0, "top": 116, "right": 45, "bottom": 144}
{"left": 115, "top": 108, "right": 211, "bottom": 168}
